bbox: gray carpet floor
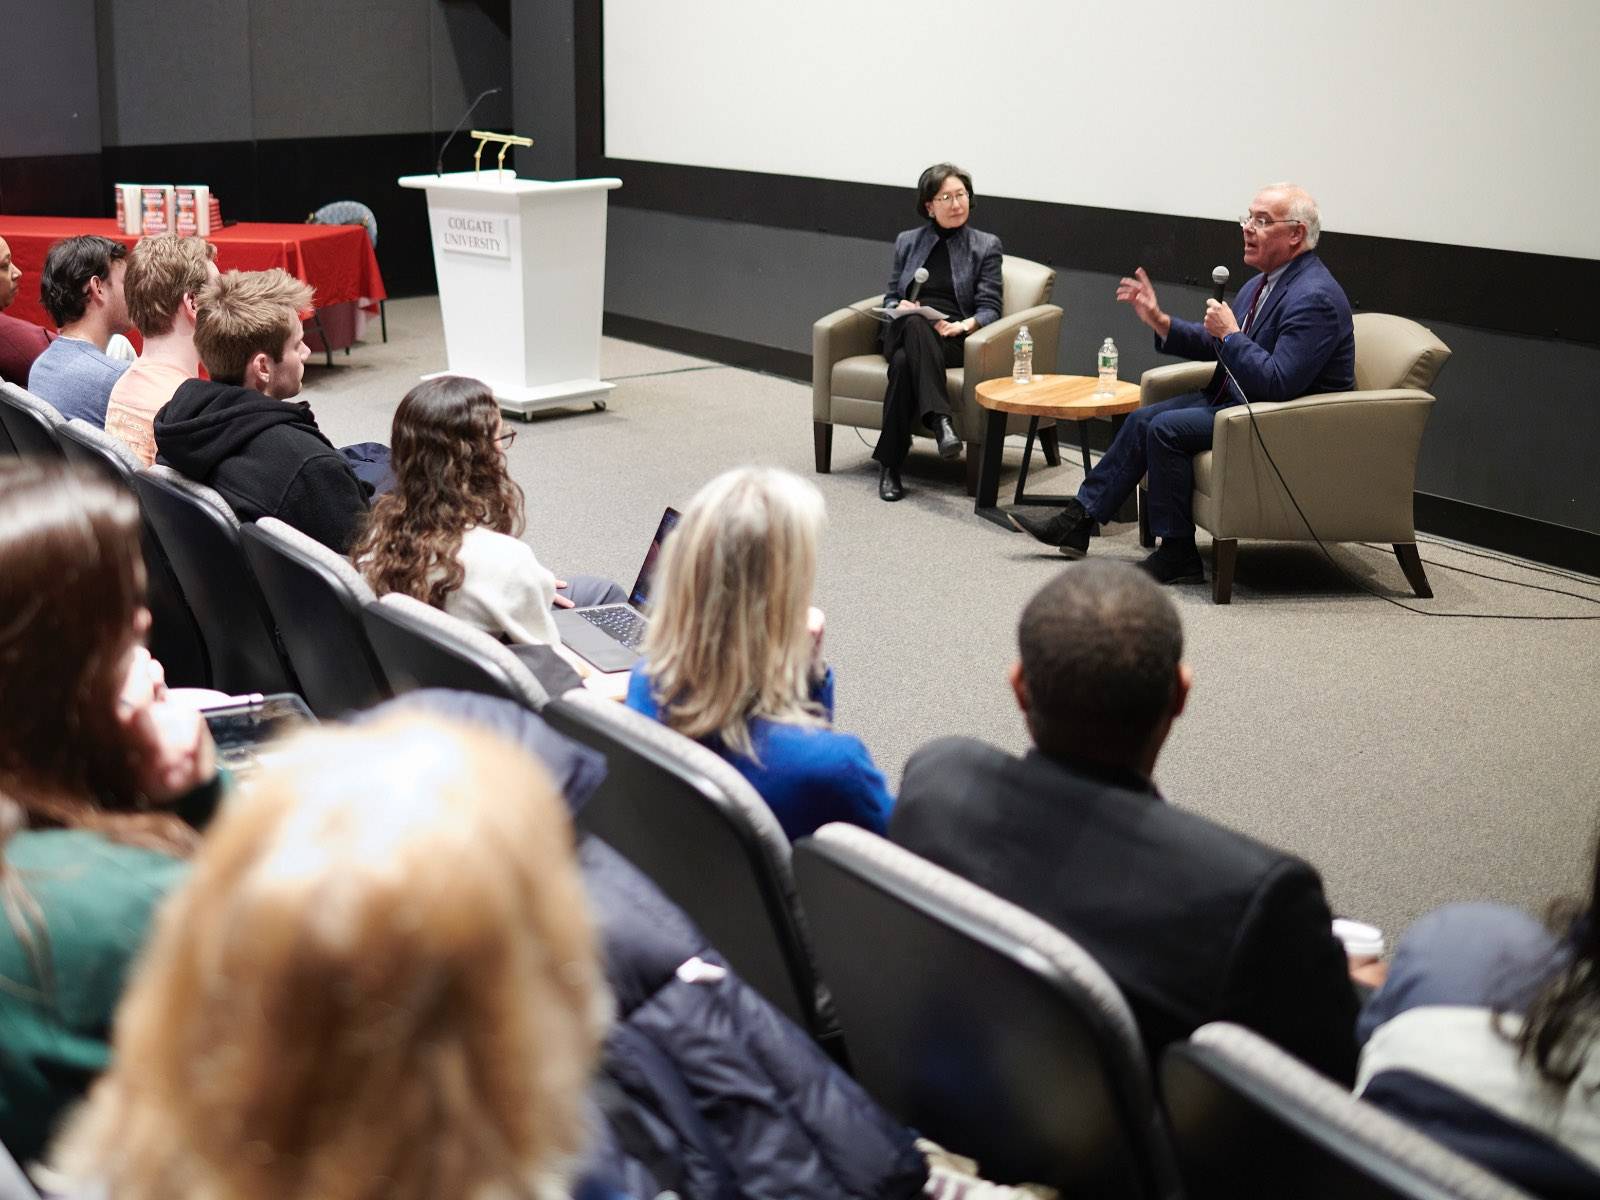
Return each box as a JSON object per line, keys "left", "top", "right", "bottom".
{"left": 310, "top": 296, "right": 1600, "bottom": 944}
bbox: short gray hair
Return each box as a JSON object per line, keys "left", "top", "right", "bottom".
{"left": 1263, "top": 181, "right": 1321, "bottom": 248}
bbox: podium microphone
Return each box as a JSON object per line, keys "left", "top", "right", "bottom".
{"left": 436, "top": 87, "right": 505, "bottom": 175}
{"left": 908, "top": 267, "right": 929, "bottom": 303}
{"left": 1211, "top": 265, "right": 1230, "bottom": 303}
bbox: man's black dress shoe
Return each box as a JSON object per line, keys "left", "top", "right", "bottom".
{"left": 878, "top": 465, "right": 905, "bottom": 501}
{"left": 1138, "top": 539, "right": 1206, "bottom": 584}
{"left": 1008, "top": 498, "right": 1092, "bottom": 558}
{"left": 933, "top": 416, "right": 961, "bottom": 460}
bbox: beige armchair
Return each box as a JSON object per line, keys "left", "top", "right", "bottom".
{"left": 812, "top": 255, "right": 1064, "bottom": 494}
{"left": 1137, "top": 312, "right": 1452, "bottom": 603}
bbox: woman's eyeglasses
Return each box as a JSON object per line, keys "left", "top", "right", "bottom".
{"left": 496, "top": 430, "right": 517, "bottom": 449}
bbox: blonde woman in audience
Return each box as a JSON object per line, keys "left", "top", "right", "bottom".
{"left": 353, "top": 374, "right": 623, "bottom": 644}
{"left": 0, "top": 461, "right": 218, "bottom": 1166}
{"left": 626, "top": 466, "right": 894, "bottom": 840}
{"left": 51, "top": 713, "right": 608, "bottom": 1200}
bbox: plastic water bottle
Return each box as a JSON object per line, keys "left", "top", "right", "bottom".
{"left": 1012, "top": 324, "right": 1033, "bottom": 384}
{"left": 1096, "top": 337, "right": 1118, "bottom": 396}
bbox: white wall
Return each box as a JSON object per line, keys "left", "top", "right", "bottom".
{"left": 604, "top": 0, "right": 1600, "bottom": 261}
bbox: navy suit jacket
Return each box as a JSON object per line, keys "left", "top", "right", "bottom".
{"left": 891, "top": 735, "right": 1360, "bottom": 1084}
{"left": 1161, "top": 250, "right": 1355, "bottom": 405}
{"left": 884, "top": 224, "right": 1004, "bottom": 328}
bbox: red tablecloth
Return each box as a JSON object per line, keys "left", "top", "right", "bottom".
{"left": 0, "top": 217, "right": 387, "bottom": 331}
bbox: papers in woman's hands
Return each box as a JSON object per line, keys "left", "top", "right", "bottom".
{"left": 872, "top": 303, "right": 949, "bottom": 322}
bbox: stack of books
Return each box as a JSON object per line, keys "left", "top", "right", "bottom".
{"left": 115, "top": 183, "right": 222, "bottom": 237}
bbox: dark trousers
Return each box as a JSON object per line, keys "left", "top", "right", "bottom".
{"left": 558, "top": 573, "right": 629, "bottom": 609}
{"left": 340, "top": 441, "right": 395, "bottom": 495}
{"left": 872, "top": 316, "right": 964, "bottom": 469}
{"left": 1077, "top": 390, "right": 1235, "bottom": 540}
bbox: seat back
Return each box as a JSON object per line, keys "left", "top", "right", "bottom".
{"left": 0, "top": 383, "right": 65, "bottom": 459}
{"left": 794, "top": 824, "right": 1179, "bottom": 1197}
{"left": 240, "top": 519, "right": 390, "bottom": 717}
{"left": 57, "top": 422, "right": 210, "bottom": 687}
{"left": 1161, "top": 1023, "right": 1535, "bottom": 1200}
{"left": 542, "top": 689, "right": 828, "bottom": 1038}
{"left": 1352, "top": 312, "right": 1452, "bottom": 393}
{"left": 0, "top": 1138, "right": 38, "bottom": 1200}
{"left": 131, "top": 469, "right": 296, "bottom": 695}
{"left": 360, "top": 593, "right": 547, "bottom": 710}
{"left": 1000, "top": 254, "right": 1056, "bottom": 314}
{"left": 310, "top": 199, "right": 379, "bottom": 246}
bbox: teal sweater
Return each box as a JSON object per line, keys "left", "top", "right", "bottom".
{"left": 0, "top": 829, "right": 189, "bottom": 1165}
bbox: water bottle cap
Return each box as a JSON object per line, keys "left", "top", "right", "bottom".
{"left": 1020, "top": 324, "right": 1029, "bottom": 334}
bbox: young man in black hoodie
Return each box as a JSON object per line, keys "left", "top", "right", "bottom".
{"left": 154, "top": 268, "right": 377, "bottom": 553}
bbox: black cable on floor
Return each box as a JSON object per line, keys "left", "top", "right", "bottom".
{"left": 601, "top": 365, "right": 725, "bottom": 383}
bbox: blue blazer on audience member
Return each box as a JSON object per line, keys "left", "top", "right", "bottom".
{"left": 1161, "top": 250, "right": 1355, "bottom": 406}
{"left": 626, "top": 664, "right": 894, "bottom": 842}
{"left": 884, "top": 224, "right": 1004, "bottom": 328}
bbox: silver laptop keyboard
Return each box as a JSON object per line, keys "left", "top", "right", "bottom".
{"left": 578, "top": 605, "right": 648, "bottom": 650}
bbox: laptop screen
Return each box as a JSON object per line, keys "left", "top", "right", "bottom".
{"left": 628, "top": 506, "right": 681, "bottom": 609}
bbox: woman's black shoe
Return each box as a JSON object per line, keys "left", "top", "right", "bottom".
{"left": 878, "top": 465, "right": 905, "bottom": 501}
{"left": 933, "top": 416, "right": 961, "bottom": 460}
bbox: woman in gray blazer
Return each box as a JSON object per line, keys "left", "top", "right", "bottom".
{"left": 873, "top": 162, "right": 1003, "bottom": 501}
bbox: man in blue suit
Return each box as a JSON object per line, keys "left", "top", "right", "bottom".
{"left": 1013, "top": 183, "right": 1354, "bottom": 584}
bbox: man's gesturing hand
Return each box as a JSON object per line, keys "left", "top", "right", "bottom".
{"left": 1115, "top": 267, "right": 1170, "bottom": 339}
{"left": 1204, "top": 298, "right": 1240, "bottom": 340}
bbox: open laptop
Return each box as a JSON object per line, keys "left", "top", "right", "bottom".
{"left": 552, "top": 507, "right": 680, "bottom": 672}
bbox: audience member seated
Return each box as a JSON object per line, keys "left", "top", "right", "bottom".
{"left": 626, "top": 467, "right": 894, "bottom": 840}
{"left": 0, "top": 461, "right": 218, "bottom": 1167}
{"left": 890, "top": 560, "right": 1361, "bottom": 1083}
{"left": 103, "top": 233, "right": 219, "bottom": 466}
{"left": 1357, "top": 825, "right": 1600, "bottom": 1197}
{"left": 362, "top": 689, "right": 932, "bottom": 1200}
{"left": 26, "top": 235, "right": 133, "bottom": 423}
{"left": 0, "top": 235, "right": 53, "bottom": 385}
{"left": 154, "top": 268, "right": 387, "bottom": 553}
{"left": 49, "top": 713, "right": 610, "bottom": 1200}
{"left": 352, "top": 374, "right": 625, "bottom": 647}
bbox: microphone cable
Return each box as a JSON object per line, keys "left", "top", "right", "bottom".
{"left": 1207, "top": 349, "right": 1599, "bottom": 621}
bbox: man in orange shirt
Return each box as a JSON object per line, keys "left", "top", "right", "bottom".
{"left": 104, "top": 234, "right": 218, "bottom": 465}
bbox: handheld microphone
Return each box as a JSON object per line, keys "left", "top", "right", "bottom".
{"left": 436, "top": 87, "right": 505, "bottom": 175}
{"left": 1211, "top": 265, "right": 1230, "bottom": 303}
{"left": 907, "top": 267, "right": 929, "bottom": 303}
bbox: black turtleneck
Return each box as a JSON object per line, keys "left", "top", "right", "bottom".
{"left": 915, "top": 224, "right": 964, "bottom": 320}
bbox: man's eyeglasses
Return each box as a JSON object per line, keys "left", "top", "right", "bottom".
{"left": 934, "top": 190, "right": 969, "bottom": 205}
{"left": 496, "top": 430, "right": 517, "bottom": 449}
{"left": 1239, "top": 213, "right": 1304, "bottom": 231}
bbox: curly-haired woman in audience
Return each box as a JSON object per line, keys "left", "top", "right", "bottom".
{"left": 352, "top": 374, "right": 623, "bottom": 646}
{"left": 1357, "top": 822, "right": 1600, "bottom": 1196}
{"left": 0, "top": 460, "right": 217, "bottom": 1166}
{"left": 50, "top": 713, "right": 609, "bottom": 1200}
{"left": 626, "top": 466, "right": 894, "bottom": 840}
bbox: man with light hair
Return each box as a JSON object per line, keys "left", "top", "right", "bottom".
{"left": 103, "top": 234, "right": 220, "bottom": 465}
{"left": 1012, "top": 182, "right": 1354, "bottom": 585}
{"left": 154, "top": 268, "right": 381, "bottom": 552}
{"left": 27, "top": 235, "right": 134, "bottom": 424}
{"left": 891, "top": 560, "right": 1363, "bottom": 1082}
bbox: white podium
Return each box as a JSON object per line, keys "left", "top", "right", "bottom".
{"left": 398, "top": 170, "right": 622, "bottom": 418}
